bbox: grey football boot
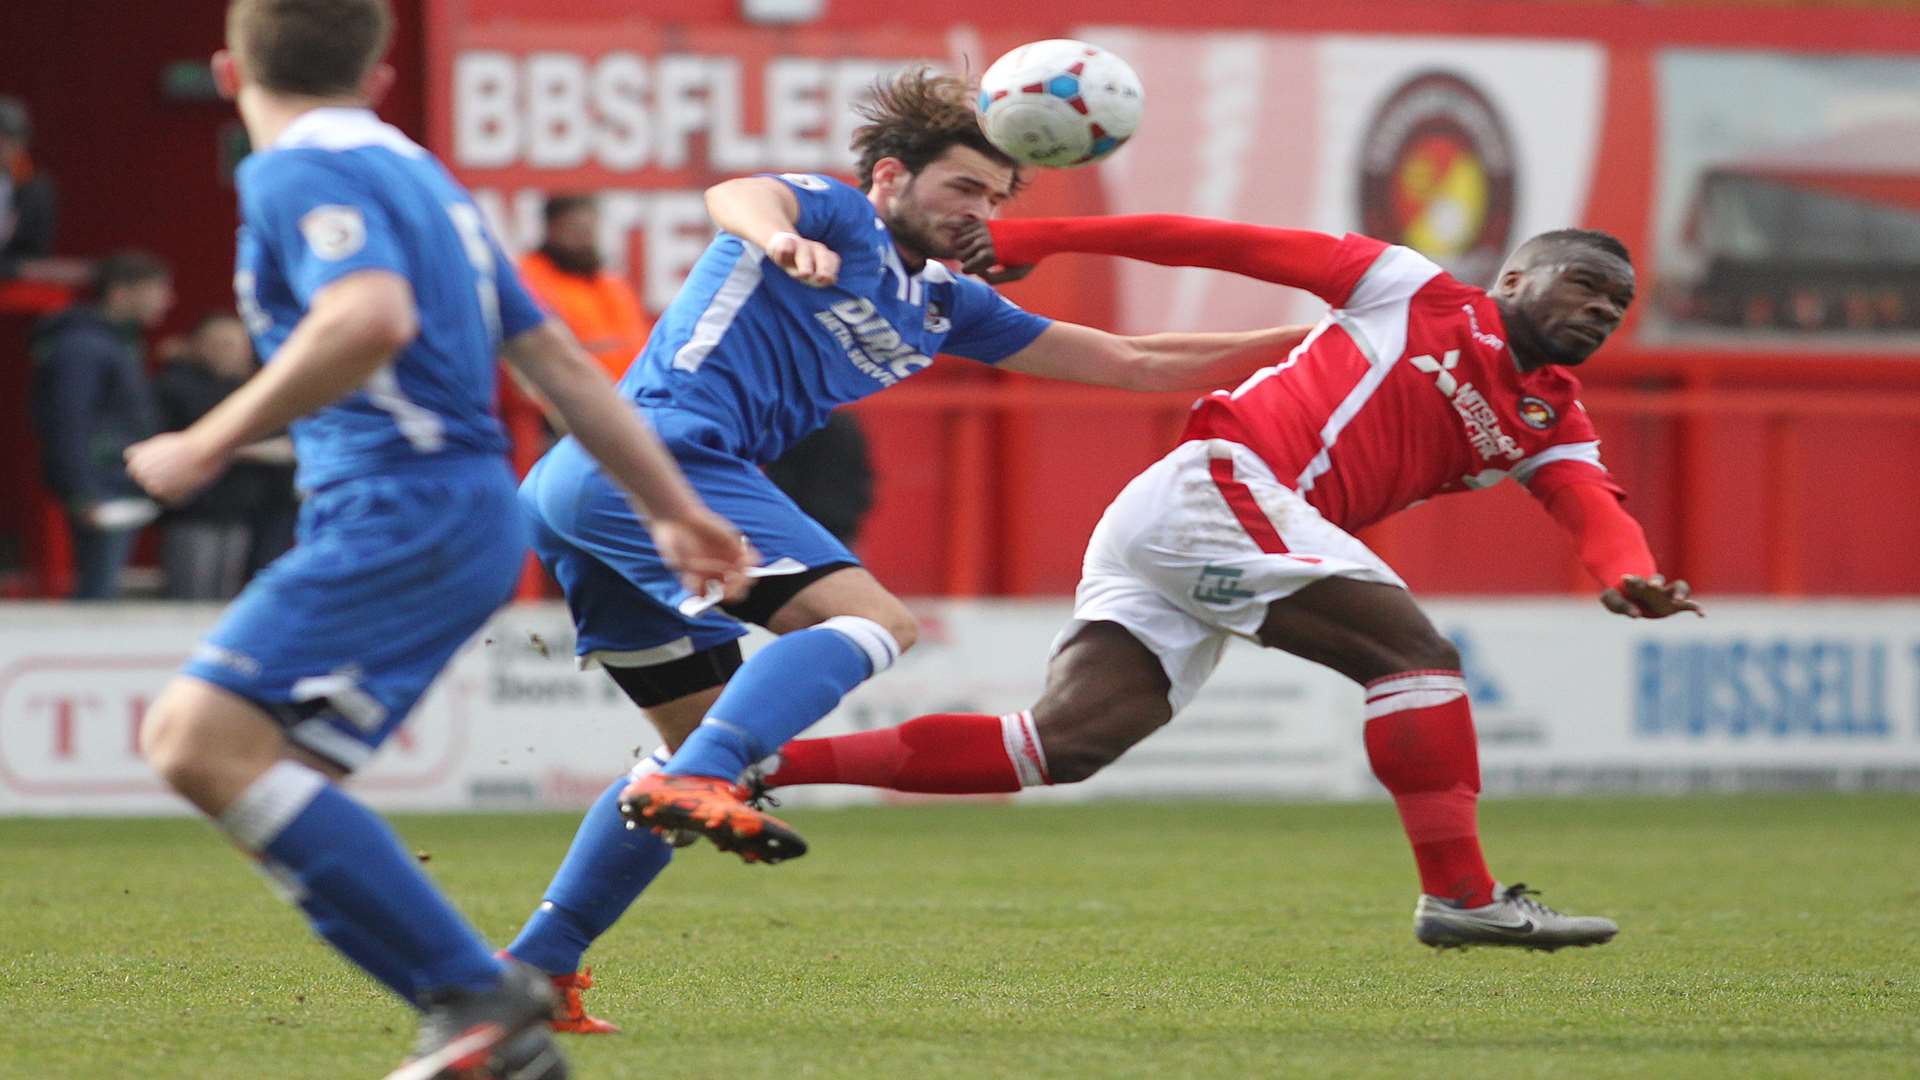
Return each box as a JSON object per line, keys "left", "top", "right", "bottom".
{"left": 1414, "top": 883, "right": 1618, "bottom": 951}
{"left": 384, "top": 960, "right": 570, "bottom": 1080}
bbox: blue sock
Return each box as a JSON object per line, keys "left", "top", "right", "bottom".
{"left": 289, "top": 890, "right": 420, "bottom": 1005}
{"left": 664, "top": 617, "right": 897, "bottom": 781}
{"left": 223, "top": 762, "right": 503, "bottom": 999}
{"left": 507, "top": 768, "right": 674, "bottom": 975}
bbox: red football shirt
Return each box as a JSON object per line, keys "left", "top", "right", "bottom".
{"left": 1182, "top": 233, "right": 1613, "bottom": 532}
{"left": 989, "top": 215, "right": 1655, "bottom": 587}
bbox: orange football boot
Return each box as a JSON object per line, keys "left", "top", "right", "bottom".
{"left": 547, "top": 967, "right": 620, "bottom": 1035}
{"left": 617, "top": 773, "right": 808, "bottom": 864}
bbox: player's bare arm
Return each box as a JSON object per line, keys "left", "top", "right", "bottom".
{"left": 704, "top": 176, "right": 841, "bottom": 287}
{"left": 997, "top": 320, "right": 1312, "bottom": 392}
{"left": 502, "top": 319, "right": 753, "bottom": 599}
{"left": 124, "top": 268, "right": 417, "bottom": 505}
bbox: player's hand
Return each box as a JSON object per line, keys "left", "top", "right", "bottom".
{"left": 124, "top": 431, "right": 230, "bottom": 506}
{"left": 1601, "top": 574, "right": 1704, "bottom": 619}
{"left": 955, "top": 219, "right": 1035, "bottom": 284}
{"left": 765, "top": 231, "right": 840, "bottom": 288}
{"left": 650, "top": 508, "right": 756, "bottom": 603}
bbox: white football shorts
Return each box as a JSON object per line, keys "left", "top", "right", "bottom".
{"left": 1056, "top": 438, "right": 1405, "bottom": 712}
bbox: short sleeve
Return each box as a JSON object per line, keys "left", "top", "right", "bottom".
{"left": 940, "top": 275, "right": 1053, "bottom": 363}
{"left": 488, "top": 231, "right": 548, "bottom": 340}
{"left": 766, "top": 173, "right": 873, "bottom": 250}
{"left": 241, "top": 151, "right": 409, "bottom": 305}
{"left": 1338, "top": 236, "right": 1446, "bottom": 311}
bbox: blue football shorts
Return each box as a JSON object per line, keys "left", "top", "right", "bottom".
{"left": 182, "top": 456, "right": 526, "bottom": 770}
{"left": 519, "top": 418, "right": 857, "bottom": 670}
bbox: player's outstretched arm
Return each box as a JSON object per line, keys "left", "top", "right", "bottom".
{"left": 124, "top": 269, "right": 418, "bottom": 505}
{"left": 958, "top": 216, "right": 1352, "bottom": 300}
{"left": 997, "top": 320, "right": 1312, "bottom": 392}
{"left": 502, "top": 319, "right": 752, "bottom": 598}
{"left": 1530, "top": 466, "right": 1703, "bottom": 619}
{"left": 704, "top": 177, "right": 840, "bottom": 287}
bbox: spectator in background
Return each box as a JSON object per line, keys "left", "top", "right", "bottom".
{"left": 0, "top": 96, "right": 87, "bottom": 290}
{"left": 517, "top": 193, "right": 650, "bottom": 382}
{"left": 152, "top": 312, "right": 295, "bottom": 600}
{"left": 29, "top": 250, "right": 173, "bottom": 599}
{"left": 0, "top": 97, "right": 54, "bottom": 278}
{"left": 765, "top": 411, "right": 875, "bottom": 546}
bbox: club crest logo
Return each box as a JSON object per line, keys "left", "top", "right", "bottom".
{"left": 299, "top": 204, "right": 367, "bottom": 262}
{"left": 1518, "top": 396, "right": 1557, "bottom": 429}
{"left": 1359, "top": 71, "right": 1516, "bottom": 288}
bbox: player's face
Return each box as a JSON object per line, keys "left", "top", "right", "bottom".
{"left": 885, "top": 146, "right": 1018, "bottom": 261}
{"left": 1509, "top": 250, "right": 1635, "bottom": 365}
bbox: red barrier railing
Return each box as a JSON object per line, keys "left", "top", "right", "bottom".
{"left": 846, "top": 379, "right": 1920, "bottom": 597}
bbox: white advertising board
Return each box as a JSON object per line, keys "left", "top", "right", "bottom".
{"left": 1, "top": 599, "right": 1916, "bottom": 816}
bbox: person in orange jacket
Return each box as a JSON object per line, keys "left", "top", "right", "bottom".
{"left": 517, "top": 193, "right": 650, "bottom": 383}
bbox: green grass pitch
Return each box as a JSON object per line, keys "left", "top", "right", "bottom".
{"left": 4, "top": 795, "right": 1917, "bottom": 1078}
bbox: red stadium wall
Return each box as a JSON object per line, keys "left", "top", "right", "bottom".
{"left": 0, "top": 0, "right": 427, "bottom": 595}
{"left": 423, "top": 0, "right": 1920, "bottom": 599}
{"left": 4, "top": 1, "right": 1918, "bottom": 597}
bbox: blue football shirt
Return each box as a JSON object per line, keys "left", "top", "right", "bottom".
{"left": 234, "top": 107, "right": 546, "bottom": 490}
{"left": 617, "top": 173, "right": 1052, "bottom": 463}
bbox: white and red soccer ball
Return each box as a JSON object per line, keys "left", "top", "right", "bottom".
{"left": 976, "top": 39, "right": 1144, "bottom": 168}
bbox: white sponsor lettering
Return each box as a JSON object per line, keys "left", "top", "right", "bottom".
{"left": 452, "top": 51, "right": 908, "bottom": 173}
{"left": 1410, "top": 349, "right": 1524, "bottom": 463}
{"left": 815, "top": 297, "right": 931, "bottom": 386}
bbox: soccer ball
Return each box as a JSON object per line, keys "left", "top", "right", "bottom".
{"left": 976, "top": 39, "right": 1144, "bottom": 168}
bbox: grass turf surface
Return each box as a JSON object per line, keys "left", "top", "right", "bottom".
{"left": 3, "top": 795, "right": 1917, "bottom": 1079}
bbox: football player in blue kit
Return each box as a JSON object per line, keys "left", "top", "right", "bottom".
{"left": 503, "top": 67, "right": 1309, "bottom": 1032}
{"left": 122, "top": 3, "right": 749, "bottom": 1078}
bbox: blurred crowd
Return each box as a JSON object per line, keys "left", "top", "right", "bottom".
{"left": 6, "top": 93, "right": 870, "bottom": 602}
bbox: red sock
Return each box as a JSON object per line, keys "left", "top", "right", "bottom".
{"left": 1362, "top": 670, "right": 1496, "bottom": 908}
{"left": 765, "top": 712, "right": 1051, "bottom": 794}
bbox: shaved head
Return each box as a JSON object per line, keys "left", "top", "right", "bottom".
{"left": 1498, "top": 229, "right": 1632, "bottom": 279}
{"left": 1493, "top": 228, "right": 1636, "bottom": 369}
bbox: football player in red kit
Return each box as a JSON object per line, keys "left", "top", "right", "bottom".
{"left": 759, "top": 214, "right": 1702, "bottom": 950}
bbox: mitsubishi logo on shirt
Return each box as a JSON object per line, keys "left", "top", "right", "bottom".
{"left": 1410, "top": 349, "right": 1523, "bottom": 462}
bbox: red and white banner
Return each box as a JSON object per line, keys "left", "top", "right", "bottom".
{"left": 4, "top": 599, "right": 1918, "bottom": 815}
{"left": 425, "top": 3, "right": 1920, "bottom": 352}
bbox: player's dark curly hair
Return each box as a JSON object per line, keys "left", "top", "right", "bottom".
{"left": 227, "top": 0, "right": 391, "bottom": 98}
{"left": 850, "top": 66, "right": 1023, "bottom": 192}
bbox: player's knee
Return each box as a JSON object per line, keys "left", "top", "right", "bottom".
{"left": 1033, "top": 705, "right": 1143, "bottom": 785}
{"left": 857, "top": 594, "right": 918, "bottom": 656}
{"left": 139, "top": 701, "right": 220, "bottom": 797}
{"left": 1039, "top": 732, "right": 1123, "bottom": 785}
{"left": 818, "top": 599, "right": 917, "bottom": 657}
{"left": 1397, "top": 633, "right": 1461, "bottom": 674}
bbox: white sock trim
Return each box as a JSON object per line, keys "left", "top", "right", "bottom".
{"left": 1000, "top": 711, "right": 1051, "bottom": 787}
{"left": 815, "top": 615, "right": 901, "bottom": 676}
{"left": 627, "top": 745, "right": 670, "bottom": 782}
{"left": 1363, "top": 688, "right": 1467, "bottom": 720}
{"left": 1365, "top": 672, "right": 1467, "bottom": 700}
{"left": 219, "top": 760, "right": 328, "bottom": 853}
